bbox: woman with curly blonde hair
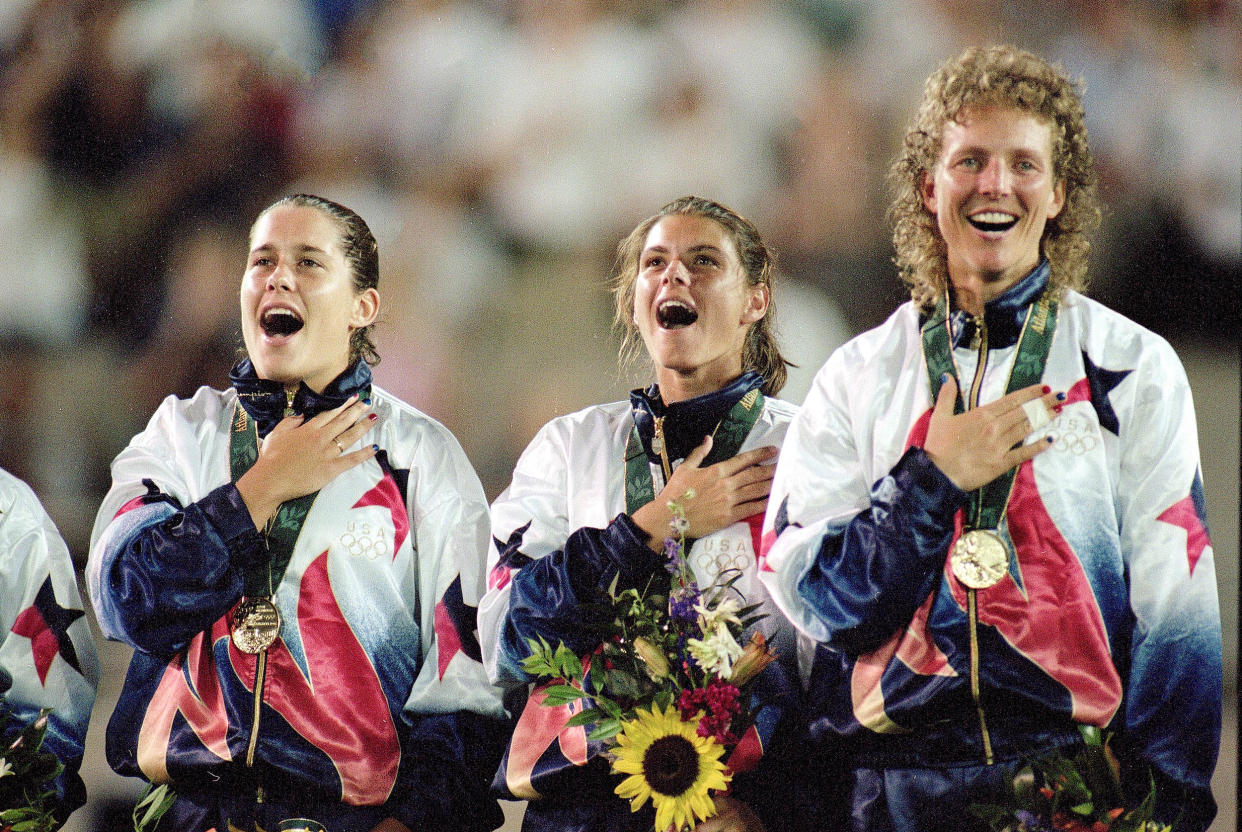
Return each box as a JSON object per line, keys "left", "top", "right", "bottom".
{"left": 760, "top": 45, "right": 1220, "bottom": 832}
{"left": 888, "top": 44, "right": 1102, "bottom": 310}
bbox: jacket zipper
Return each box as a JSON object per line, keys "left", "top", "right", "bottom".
{"left": 965, "top": 318, "right": 995, "bottom": 765}
{"left": 651, "top": 416, "right": 673, "bottom": 483}
{"left": 245, "top": 650, "right": 268, "bottom": 789}
{"left": 245, "top": 518, "right": 277, "bottom": 806}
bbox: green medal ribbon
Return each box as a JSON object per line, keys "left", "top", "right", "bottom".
{"left": 623, "top": 387, "right": 765, "bottom": 516}
{"left": 229, "top": 405, "right": 320, "bottom": 598}
{"left": 920, "top": 292, "right": 1058, "bottom": 530}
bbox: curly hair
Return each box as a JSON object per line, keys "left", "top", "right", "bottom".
{"left": 253, "top": 194, "right": 382, "bottom": 366}
{"left": 612, "top": 195, "right": 790, "bottom": 396}
{"left": 887, "top": 45, "right": 1102, "bottom": 310}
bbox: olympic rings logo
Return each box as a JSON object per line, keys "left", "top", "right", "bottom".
{"left": 339, "top": 519, "right": 390, "bottom": 560}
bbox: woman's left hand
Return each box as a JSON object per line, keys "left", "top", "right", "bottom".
{"left": 368, "top": 819, "right": 411, "bottom": 832}
{"left": 691, "top": 795, "right": 766, "bottom": 832}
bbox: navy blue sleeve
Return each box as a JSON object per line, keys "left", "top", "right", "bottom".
{"left": 501, "top": 513, "right": 665, "bottom": 666}
{"left": 796, "top": 447, "right": 967, "bottom": 655}
{"left": 388, "top": 711, "right": 508, "bottom": 832}
{"left": 97, "top": 482, "right": 265, "bottom": 658}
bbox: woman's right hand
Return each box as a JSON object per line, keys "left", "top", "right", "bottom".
{"left": 632, "top": 435, "right": 778, "bottom": 551}
{"left": 235, "top": 395, "right": 378, "bottom": 529}
{"left": 923, "top": 376, "right": 1061, "bottom": 491}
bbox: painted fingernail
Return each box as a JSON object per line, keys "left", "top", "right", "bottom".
{"left": 362, "top": 397, "right": 371, "bottom": 405}
{"left": 368, "top": 413, "right": 378, "bottom": 422}
{"left": 371, "top": 443, "right": 379, "bottom": 451}
{"left": 1053, "top": 404, "right": 1063, "bottom": 414}
{"left": 1041, "top": 384, "right": 1051, "bottom": 394}
{"left": 940, "top": 372, "right": 951, "bottom": 384}
{"left": 1045, "top": 436, "right": 1054, "bottom": 444}
{"left": 1055, "top": 391, "right": 1066, "bottom": 402}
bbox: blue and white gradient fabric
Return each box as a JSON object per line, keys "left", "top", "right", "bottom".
{"left": 0, "top": 467, "right": 100, "bottom": 819}
{"left": 759, "top": 269, "right": 1222, "bottom": 831}
{"left": 86, "top": 361, "right": 507, "bottom": 832}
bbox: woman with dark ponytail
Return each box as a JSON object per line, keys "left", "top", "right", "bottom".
{"left": 87, "top": 194, "right": 507, "bottom": 832}
{"left": 479, "top": 196, "right": 815, "bottom": 832}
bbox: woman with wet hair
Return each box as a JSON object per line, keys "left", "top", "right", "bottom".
{"left": 479, "top": 196, "right": 825, "bottom": 832}
{"left": 87, "top": 194, "right": 507, "bottom": 832}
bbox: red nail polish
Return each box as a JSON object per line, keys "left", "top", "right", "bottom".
{"left": 368, "top": 413, "right": 378, "bottom": 422}
{"left": 1041, "top": 384, "right": 1051, "bottom": 394}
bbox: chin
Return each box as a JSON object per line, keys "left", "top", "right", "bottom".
{"left": 250, "top": 359, "right": 300, "bottom": 386}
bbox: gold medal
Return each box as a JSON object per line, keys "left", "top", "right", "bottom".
{"left": 230, "top": 596, "right": 281, "bottom": 654}
{"left": 277, "top": 821, "right": 326, "bottom": 832}
{"left": 950, "top": 529, "right": 1009, "bottom": 589}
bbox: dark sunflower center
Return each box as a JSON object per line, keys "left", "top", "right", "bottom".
{"left": 642, "top": 735, "right": 699, "bottom": 797}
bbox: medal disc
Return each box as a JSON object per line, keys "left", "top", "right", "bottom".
{"left": 231, "top": 596, "right": 281, "bottom": 654}
{"left": 950, "top": 529, "right": 1009, "bottom": 589}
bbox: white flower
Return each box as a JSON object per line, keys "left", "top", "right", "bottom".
{"left": 695, "top": 596, "right": 742, "bottom": 632}
{"left": 0, "top": 757, "right": 12, "bottom": 778}
{"left": 686, "top": 622, "right": 745, "bottom": 677}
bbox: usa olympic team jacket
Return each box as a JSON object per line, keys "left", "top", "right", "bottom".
{"left": 86, "top": 361, "right": 506, "bottom": 830}
{"left": 478, "top": 373, "right": 818, "bottom": 831}
{"left": 0, "top": 468, "right": 100, "bottom": 817}
{"left": 758, "top": 268, "right": 1221, "bottom": 830}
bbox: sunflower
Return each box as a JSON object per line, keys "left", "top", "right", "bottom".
{"left": 611, "top": 702, "right": 731, "bottom": 831}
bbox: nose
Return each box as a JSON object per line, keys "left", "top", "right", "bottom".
{"left": 660, "top": 258, "right": 690, "bottom": 286}
{"left": 265, "top": 260, "right": 293, "bottom": 291}
{"left": 977, "top": 158, "right": 1012, "bottom": 196}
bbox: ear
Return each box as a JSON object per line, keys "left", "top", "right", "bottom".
{"left": 741, "top": 283, "right": 769, "bottom": 326}
{"left": 350, "top": 287, "right": 380, "bottom": 329}
{"left": 920, "top": 170, "right": 938, "bottom": 215}
{"left": 1047, "top": 179, "right": 1066, "bottom": 220}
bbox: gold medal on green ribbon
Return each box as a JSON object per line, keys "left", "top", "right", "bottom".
{"left": 922, "top": 291, "right": 1059, "bottom": 591}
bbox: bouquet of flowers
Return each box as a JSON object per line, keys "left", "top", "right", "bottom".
{"left": 0, "top": 708, "right": 62, "bottom": 832}
{"left": 521, "top": 492, "right": 778, "bottom": 832}
{"left": 968, "top": 726, "right": 1172, "bottom": 832}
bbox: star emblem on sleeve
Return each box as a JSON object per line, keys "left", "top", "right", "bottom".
{"left": 10, "top": 575, "right": 85, "bottom": 684}
{"left": 1156, "top": 471, "right": 1212, "bottom": 576}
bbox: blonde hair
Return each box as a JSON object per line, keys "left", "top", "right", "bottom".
{"left": 612, "top": 196, "right": 789, "bottom": 396}
{"left": 888, "top": 45, "right": 1102, "bottom": 309}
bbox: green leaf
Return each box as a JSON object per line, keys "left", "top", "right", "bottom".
{"left": 0, "top": 808, "right": 39, "bottom": 821}
{"left": 586, "top": 719, "right": 621, "bottom": 741}
{"left": 540, "top": 684, "right": 588, "bottom": 706}
{"left": 597, "top": 698, "right": 624, "bottom": 719}
{"left": 133, "top": 782, "right": 177, "bottom": 832}
{"left": 565, "top": 710, "right": 605, "bottom": 728}
{"left": 557, "top": 649, "right": 584, "bottom": 681}
{"left": 1070, "top": 801, "right": 1094, "bottom": 817}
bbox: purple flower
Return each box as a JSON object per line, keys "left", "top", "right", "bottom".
{"left": 1014, "top": 809, "right": 1052, "bottom": 831}
{"left": 669, "top": 585, "right": 700, "bottom": 623}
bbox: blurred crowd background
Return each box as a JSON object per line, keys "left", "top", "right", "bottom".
{"left": 0, "top": 0, "right": 1236, "bottom": 829}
